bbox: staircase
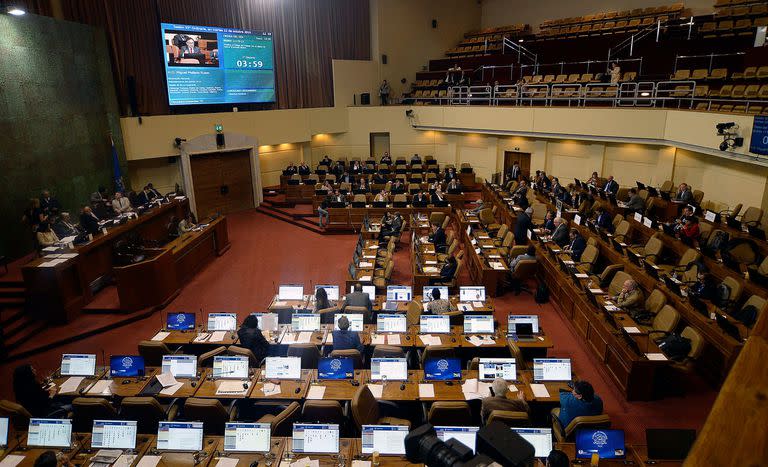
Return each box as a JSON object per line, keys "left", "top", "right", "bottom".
{"left": 256, "top": 197, "right": 327, "bottom": 234}
{"left": 0, "top": 277, "right": 44, "bottom": 360}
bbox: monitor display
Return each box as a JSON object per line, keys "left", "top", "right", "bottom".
{"left": 576, "top": 429, "right": 625, "bottom": 459}
{"left": 157, "top": 422, "right": 204, "bottom": 451}
{"left": 167, "top": 312, "right": 196, "bottom": 330}
{"left": 507, "top": 315, "right": 540, "bottom": 334}
{"left": 212, "top": 356, "right": 249, "bottom": 379}
{"left": 92, "top": 421, "right": 137, "bottom": 450}
{"left": 110, "top": 355, "right": 145, "bottom": 377}
{"left": 60, "top": 354, "right": 96, "bottom": 376}
{"left": 750, "top": 115, "right": 768, "bottom": 155}
{"left": 318, "top": 358, "right": 354, "bottom": 380}
{"left": 646, "top": 428, "right": 696, "bottom": 461}
{"left": 464, "top": 315, "right": 494, "bottom": 334}
{"left": 292, "top": 424, "right": 339, "bottom": 453}
{"left": 264, "top": 357, "right": 302, "bottom": 379}
{"left": 278, "top": 285, "right": 304, "bottom": 300}
{"left": 27, "top": 419, "right": 72, "bottom": 448}
{"left": 161, "top": 355, "right": 198, "bottom": 378}
{"left": 315, "top": 285, "right": 339, "bottom": 301}
{"left": 161, "top": 23, "right": 275, "bottom": 106}
{"left": 478, "top": 358, "right": 516, "bottom": 381}
{"left": 422, "top": 286, "right": 449, "bottom": 302}
{"left": 291, "top": 313, "right": 321, "bottom": 331}
{"left": 435, "top": 426, "right": 479, "bottom": 453}
{"left": 459, "top": 286, "right": 486, "bottom": 302}
{"left": 376, "top": 314, "right": 407, "bottom": 333}
{"left": 0, "top": 418, "right": 7, "bottom": 447}
{"left": 333, "top": 313, "right": 364, "bottom": 331}
{"left": 424, "top": 358, "right": 462, "bottom": 381}
{"left": 250, "top": 313, "right": 279, "bottom": 332}
{"left": 349, "top": 285, "right": 376, "bottom": 301}
{"left": 207, "top": 313, "right": 237, "bottom": 331}
{"left": 512, "top": 428, "right": 553, "bottom": 458}
{"left": 533, "top": 359, "right": 572, "bottom": 382}
{"left": 361, "top": 425, "right": 409, "bottom": 455}
{"left": 224, "top": 423, "right": 271, "bottom": 452}
{"left": 370, "top": 358, "right": 408, "bottom": 381}
{"left": 420, "top": 315, "right": 450, "bottom": 334}
{"left": 386, "top": 285, "right": 412, "bottom": 302}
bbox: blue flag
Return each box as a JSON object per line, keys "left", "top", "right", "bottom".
{"left": 111, "top": 135, "right": 125, "bottom": 193}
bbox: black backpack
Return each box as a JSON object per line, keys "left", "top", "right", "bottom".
{"left": 534, "top": 282, "right": 550, "bottom": 304}
{"left": 657, "top": 333, "right": 692, "bottom": 361}
{"left": 731, "top": 304, "right": 758, "bottom": 327}
{"left": 715, "top": 283, "right": 732, "bottom": 310}
{"left": 708, "top": 231, "right": 729, "bottom": 252}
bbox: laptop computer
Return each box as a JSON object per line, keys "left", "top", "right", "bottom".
{"left": 576, "top": 429, "right": 625, "bottom": 459}
{"left": 715, "top": 314, "right": 741, "bottom": 340}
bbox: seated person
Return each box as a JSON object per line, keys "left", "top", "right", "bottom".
{"left": 446, "top": 178, "right": 462, "bottom": 193}
{"left": 587, "top": 171, "right": 600, "bottom": 187}
{"left": 430, "top": 225, "right": 447, "bottom": 253}
{"left": 428, "top": 180, "right": 441, "bottom": 193}
{"left": 688, "top": 269, "right": 716, "bottom": 300}
{"left": 378, "top": 212, "right": 403, "bottom": 241}
{"left": 564, "top": 228, "right": 586, "bottom": 261}
{"left": 480, "top": 378, "right": 529, "bottom": 425}
{"left": 330, "top": 189, "right": 347, "bottom": 206}
{"left": 343, "top": 283, "right": 373, "bottom": 312}
{"left": 390, "top": 179, "right": 406, "bottom": 194}
{"left": 625, "top": 188, "right": 645, "bottom": 213}
{"left": 298, "top": 162, "right": 311, "bottom": 175}
{"left": 147, "top": 183, "right": 162, "bottom": 199}
{"left": 36, "top": 222, "right": 59, "bottom": 248}
{"left": 39, "top": 190, "right": 61, "bottom": 215}
{"left": 510, "top": 245, "right": 536, "bottom": 272}
{"left": 551, "top": 217, "right": 569, "bottom": 247}
{"left": 546, "top": 450, "right": 570, "bottom": 467}
{"left": 444, "top": 167, "right": 457, "bottom": 182}
{"left": 426, "top": 288, "right": 451, "bottom": 314}
{"left": 137, "top": 185, "right": 156, "bottom": 205}
{"left": 314, "top": 287, "right": 334, "bottom": 312}
{"left": 594, "top": 206, "right": 613, "bottom": 231}
{"left": 52, "top": 212, "right": 80, "bottom": 238}
{"left": 410, "top": 153, "right": 422, "bottom": 165}
{"left": 177, "top": 213, "right": 196, "bottom": 235}
{"left": 539, "top": 171, "right": 552, "bottom": 190}
{"left": 111, "top": 192, "right": 133, "bottom": 214}
{"left": 237, "top": 315, "right": 271, "bottom": 362}
{"left": 79, "top": 206, "right": 101, "bottom": 235}
{"left": 320, "top": 155, "right": 332, "bottom": 166}
{"left": 350, "top": 161, "right": 363, "bottom": 174}
{"left": 542, "top": 210, "right": 556, "bottom": 233}
{"left": 373, "top": 171, "right": 388, "bottom": 184}
{"left": 412, "top": 191, "right": 429, "bottom": 205}
{"left": 666, "top": 205, "right": 693, "bottom": 233}
{"left": 674, "top": 183, "right": 693, "bottom": 204}
{"left": 603, "top": 175, "right": 619, "bottom": 195}
{"left": 677, "top": 216, "right": 700, "bottom": 246}
{"left": 614, "top": 279, "right": 644, "bottom": 314}
{"left": 13, "top": 364, "right": 64, "bottom": 418}
{"left": 431, "top": 188, "right": 446, "bottom": 204}
{"left": 357, "top": 177, "right": 370, "bottom": 192}
{"left": 430, "top": 256, "right": 457, "bottom": 285}
{"left": 557, "top": 380, "right": 603, "bottom": 428}
{"left": 374, "top": 190, "right": 388, "bottom": 203}
{"left": 338, "top": 172, "right": 353, "bottom": 184}
{"left": 380, "top": 152, "right": 392, "bottom": 165}
{"left": 283, "top": 163, "right": 297, "bottom": 176}
{"left": 511, "top": 180, "right": 528, "bottom": 205}
{"left": 332, "top": 316, "right": 364, "bottom": 354}
{"left": 319, "top": 180, "right": 333, "bottom": 192}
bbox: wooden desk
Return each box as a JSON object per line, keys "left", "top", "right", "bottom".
{"left": 23, "top": 200, "right": 191, "bottom": 323}
{"left": 50, "top": 368, "right": 108, "bottom": 397}
{"left": 326, "top": 206, "right": 453, "bottom": 232}
{"left": 73, "top": 434, "right": 155, "bottom": 467}
{"left": 280, "top": 437, "right": 355, "bottom": 466}
{"left": 249, "top": 369, "right": 311, "bottom": 400}
{"left": 208, "top": 437, "right": 285, "bottom": 466}
{"left": 305, "top": 370, "right": 366, "bottom": 401}
{"left": 143, "top": 436, "right": 219, "bottom": 467}
{"left": 5, "top": 434, "right": 90, "bottom": 467}
{"left": 461, "top": 227, "right": 509, "bottom": 297}
{"left": 630, "top": 444, "right": 684, "bottom": 467}
{"left": 267, "top": 295, "right": 310, "bottom": 312}
{"left": 350, "top": 439, "right": 422, "bottom": 466}
{"left": 194, "top": 374, "right": 257, "bottom": 399}
{"left": 79, "top": 367, "right": 159, "bottom": 398}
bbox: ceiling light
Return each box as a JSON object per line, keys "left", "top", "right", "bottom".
{"left": 7, "top": 6, "right": 26, "bottom": 15}
{"left": 518, "top": 39, "right": 524, "bottom": 43}
{"left": 640, "top": 92, "right": 650, "bottom": 97}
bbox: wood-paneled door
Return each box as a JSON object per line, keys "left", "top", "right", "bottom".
{"left": 190, "top": 149, "right": 254, "bottom": 217}
{"left": 504, "top": 151, "right": 531, "bottom": 180}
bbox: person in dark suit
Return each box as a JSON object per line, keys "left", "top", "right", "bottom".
{"left": 343, "top": 283, "right": 372, "bottom": 312}
{"left": 508, "top": 161, "right": 521, "bottom": 183}
{"left": 625, "top": 188, "right": 645, "bottom": 214}
{"left": 674, "top": 183, "right": 693, "bottom": 204}
{"left": 539, "top": 172, "right": 552, "bottom": 190}
{"left": 603, "top": 175, "right": 619, "bottom": 196}
{"left": 181, "top": 38, "right": 201, "bottom": 56}
{"left": 431, "top": 188, "right": 445, "bottom": 204}
{"left": 284, "top": 164, "right": 298, "bottom": 176}
{"left": 410, "top": 154, "right": 422, "bottom": 165}
{"left": 380, "top": 152, "right": 392, "bottom": 165}
{"left": 551, "top": 217, "right": 569, "bottom": 247}
{"left": 237, "top": 315, "right": 271, "bottom": 362}
{"left": 413, "top": 191, "right": 428, "bottom": 205}
{"left": 137, "top": 186, "right": 154, "bottom": 205}
{"left": 446, "top": 178, "right": 462, "bottom": 194}
{"left": 331, "top": 162, "right": 345, "bottom": 178}
{"left": 431, "top": 256, "right": 457, "bottom": 285}
{"left": 378, "top": 212, "right": 403, "bottom": 241}
{"left": 514, "top": 207, "right": 533, "bottom": 244}
{"left": 373, "top": 171, "right": 388, "bottom": 184}
{"left": 512, "top": 180, "right": 528, "bottom": 205}
{"left": 542, "top": 210, "right": 556, "bottom": 233}
{"left": 390, "top": 179, "right": 405, "bottom": 194}
{"left": 298, "top": 162, "right": 311, "bottom": 175}
{"left": 339, "top": 172, "right": 353, "bottom": 184}
{"left": 350, "top": 161, "right": 362, "bottom": 174}
{"left": 13, "top": 364, "right": 62, "bottom": 418}
{"left": 52, "top": 212, "right": 80, "bottom": 238}
{"left": 320, "top": 155, "right": 332, "bottom": 166}
{"left": 430, "top": 225, "right": 447, "bottom": 253}
{"left": 39, "top": 190, "right": 61, "bottom": 215}
{"left": 332, "top": 316, "right": 364, "bottom": 354}
{"left": 594, "top": 206, "right": 613, "bottom": 232}
{"left": 147, "top": 183, "right": 162, "bottom": 199}
{"left": 79, "top": 206, "right": 100, "bottom": 235}
{"left": 565, "top": 228, "right": 587, "bottom": 261}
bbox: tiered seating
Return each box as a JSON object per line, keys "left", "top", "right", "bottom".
{"left": 673, "top": 66, "right": 768, "bottom": 113}
{"left": 702, "top": 0, "right": 768, "bottom": 38}
{"left": 446, "top": 24, "right": 529, "bottom": 58}
{"left": 536, "top": 4, "right": 684, "bottom": 41}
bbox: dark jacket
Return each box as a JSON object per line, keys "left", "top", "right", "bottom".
{"left": 431, "top": 227, "right": 447, "bottom": 252}
{"left": 551, "top": 224, "right": 569, "bottom": 247}
{"left": 331, "top": 330, "right": 364, "bottom": 354}
{"left": 343, "top": 292, "right": 373, "bottom": 311}
{"left": 514, "top": 212, "right": 532, "bottom": 244}
{"left": 237, "top": 327, "right": 271, "bottom": 363}
{"left": 79, "top": 212, "right": 100, "bottom": 234}
{"left": 568, "top": 235, "right": 587, "bottom": 261}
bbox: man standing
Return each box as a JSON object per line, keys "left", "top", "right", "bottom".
{"left": 514, "top": 207, "right": 533, "bottom": 244}
{"left": 379, "top": 80, "right": 391, "bottom": 105}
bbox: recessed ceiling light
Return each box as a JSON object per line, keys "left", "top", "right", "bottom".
{"left": 7, "top": 7, "right": 26, "bottom": 15}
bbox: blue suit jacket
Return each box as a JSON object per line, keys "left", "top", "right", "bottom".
{"left": 558, "top": 392, "right": 603, "bottom": 428}
{"left": 332, "top": 330, "right": 363, "bottom": 353}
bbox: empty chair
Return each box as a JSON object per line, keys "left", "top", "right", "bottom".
{"left": 740, "top": 206, "right": 763, "bottom": 226}
{"left": 588, "top": 264, "right": 624, "bottom": 289}
{"left": 72, "top": 398, "right": 118, "bottom": 432}
{"left": 420, "top": 345, "right": 457, "bottom": 367}
{"left": 287, "top": 344, "right": 321, "bottom": 369}
{"left": 647, "top": 305, "right": 681, "bottom": 336}
{"left": 629, "top": 234, "right": 663, "bottom": 263}
{"left": 330, "top": 349, "right": 364, "bottom": 369}
{"left": 351, "top": 385, "right": 411, "bottom": 431}
{"left": 427, "top": 402, "right": 472, "bottom": 425}
{"left": 183, "top": 398, "right": 235, "bottom": 435}
{"left": 138, "top": 341, "right": 172, "bottom": 367}
{"left": 671, "top": 69, "right": 691, "bottom": 80}
{"left": 645, "top": 289, "right": 667, "bottom": 316}
{"left": 227, "top": 346, "right": 261, "bottom": 368}
{"left": 487, "top": 410, "right": 530, "bottom": 427}
{"left": 258, "top": 402, "right": 301, "bottom": 437}
{"left": 478, "top": 208, "right": 501, "bottom": 233}
{"left": 372, "top": 345, "right": 406, "bottom": 359}
{"left": 656, "top": 248, "right": 701, "bottom": 274}
{"left": 199, "top": 346, "right": 227, "bottom": 367}
{"left": 302, "top": 400, "right": 346, "bottom": 428}
{"left": 551, "top": 408, "right": 611, "bottom": 442}
{"left": 120, "top": 397, "right": 178, "bottom": 434}
{"left": 0, "top": 400, "right": 31, "bottom": 431}
{"left": 717, "top": 276, "right": 743, "bottom": 310}
{"left": 507, "top": 340, "right": 528, "bottom": 371}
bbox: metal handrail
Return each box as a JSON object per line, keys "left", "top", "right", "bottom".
{"left": 471, "top": 64, "right": 515, "bottom": 83}
{"left": 519, "top": 57, "right": 643, "bottom": 77}
{"left": 608, "top": 19, "right": 664, "bottom": 62}
{"left": 673, "top": 52, "right": 747, "bottom": 73}
{"left": 502, "top": 37, "right": 538, "bottom": 65}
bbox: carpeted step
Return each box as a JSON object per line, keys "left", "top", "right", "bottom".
{"left": 255, "top": 207, "right": 325, "bottom": 234}
{"left": 0, "top": 297, "right": 24, "bottom": 308}
{"left": 0, "top": 287, "right": 25, "bottom": 298}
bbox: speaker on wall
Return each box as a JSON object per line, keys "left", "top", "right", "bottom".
{"left": 360, "top": 93, "right": 370, "bottom": 105}
{"left": 216, "top": 133, "right": 226, "bottom": 148}
{"left": 432, "top": 19, "right": 437, "bottom": 28}
{"left": 382, "top": 54, "right": 387, "bottom": 65}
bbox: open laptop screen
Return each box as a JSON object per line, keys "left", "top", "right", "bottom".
{"left": 224, "top": 423, "right": 271, "bottom": 452}
{"left": 315, "top": 285, "right": 339, "bottom": 301}
{"left": 157, "top": 422, "right": 204, "bottom": 451}
{"left": 278, "top": 285, "right": 304, "bottom": 300}
{"left": 532, "top": 358, "right": 571, "bottom": 382}
{"left": 361, "top": 425, "right": 408, "bottom": 455}
{"left": 207, "top": 313, "right": 237, "bottom": 331}
{"left": 292, "top": 424, "right": 339, "bottom": 453}
{"left": 576, "top": 429, "right": 625, "bottom": 459}
{"left": 435, "top": 426, "right": 479, "bottom": 453}
{"left": 478, "top": 358, "right": 516, "bottom": 381}
{"left": 459, "top": 286, "right": 486, "bottom": 302}
{"left": 61, "top": 354, "right": 96, "bottom": 376}
{"left": 92, "top": 420, "right": 137, "bottom": 450}
{"left": 167, "top": 312, "right": 195, "bottom": 330}
{"left": 110, "top": 355, "right": 145, "bottom": 377}
{"left": 27, "top": 419, "right": 72, "bottom": 448}
{"left": 513, "top": 428, "right": 553, "bottom": 458}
